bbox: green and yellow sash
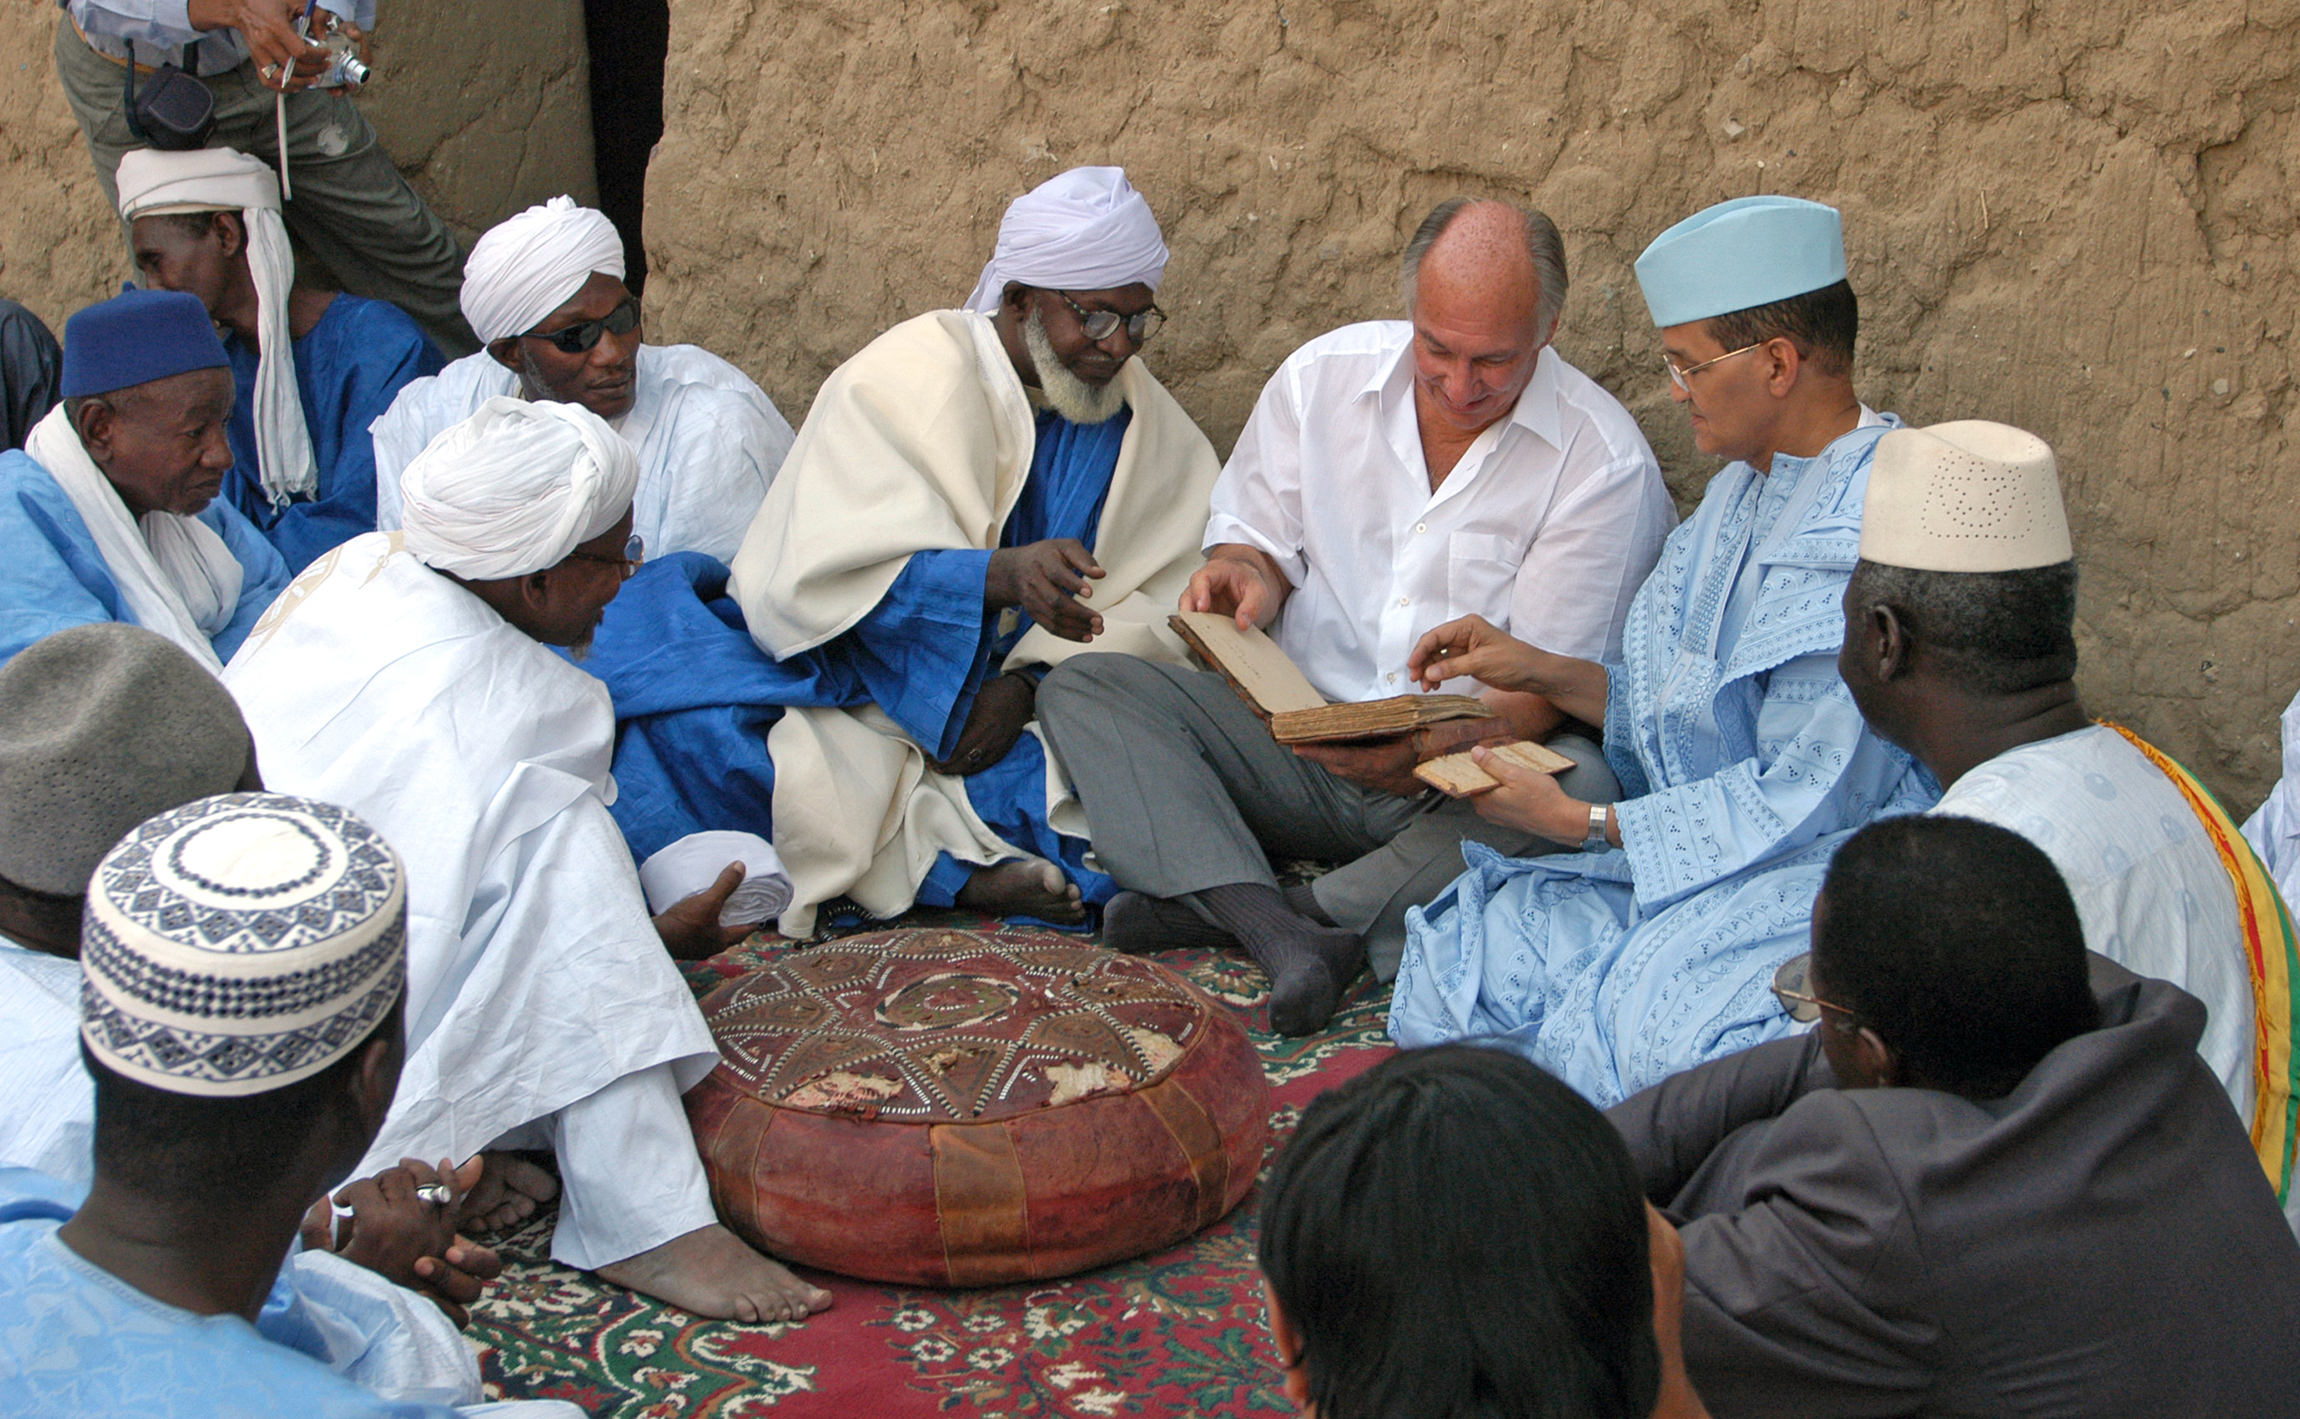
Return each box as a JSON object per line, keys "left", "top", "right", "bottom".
{"left": 2105, "top": 722, "right": 2299, "bottom": 1204}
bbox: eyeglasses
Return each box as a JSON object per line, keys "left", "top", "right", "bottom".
{"left": 1770, "top": 954, "right": 1858, "bottom": 1027}
{"left": 1661, "top": 340, "right": 1763, "bottom": 393}
{"left": 1054, "top": 290, "right": 1165, "bottom": 344}
{"left": 566, "top": 533, "right": 645, "bottom": 579}
{"left": 523, "top": 298, "right": 641, "bottom": 354}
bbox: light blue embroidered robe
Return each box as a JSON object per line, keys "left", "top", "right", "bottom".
{"left": 0, "top": 448, "right": 290, "bottom": 668}
{"left": 1389, "top": 417, "right": 1938, "bottom": 1105}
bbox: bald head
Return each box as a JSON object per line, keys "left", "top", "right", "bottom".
{"left": 1402, "top": 199, "right": 1567, "bottom": 338}
{"left": 1401, "top": 199, "right": 1567, "bottom": 437}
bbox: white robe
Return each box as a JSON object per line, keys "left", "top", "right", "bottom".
{"left": 726, "top": 310, "right": 1220, "bottom": 935}
{"left": 370, "top": 345, "right": 794, "bottom": 563}
{"left": 0, "top": 940, "right": 91, "bottom": 1183}
{"left": 221, "top": 534, "right": 719, "bottom": 1238}
{"left": 1938, "top": 728, "right": 2262, "bottom": 1131}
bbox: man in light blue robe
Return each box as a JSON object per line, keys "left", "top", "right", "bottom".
{"left": 0, "top": 288, "right": 289, "bottom": 672}
{"left": 0, "top": 792, "right": 577, "bottom": 1418}
{"left": 119, "top": 146, "right": 445, "bottom": 572}
{"left": 1389, "top": 198, "right": 1937, "bottom": 1105}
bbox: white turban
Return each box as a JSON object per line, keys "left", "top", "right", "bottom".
{"left": 962, "top": 166, "right": 1169, "bottom": 314}
{"left": 459, "top": 196, "right": 627, "bottom": 346}
{"left": 399, "top": 396, "right": 639, "bottom": 580}
{"left": 116, "top": 146, "right": 316, "bottom": 511}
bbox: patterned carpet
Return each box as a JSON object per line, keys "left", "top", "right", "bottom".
{"left": 465, "top": 907, "right": 1395, "bottom": 1418}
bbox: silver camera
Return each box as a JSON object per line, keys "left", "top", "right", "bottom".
{"left": 306, "top": 11, "right": 370, "bottom": 88}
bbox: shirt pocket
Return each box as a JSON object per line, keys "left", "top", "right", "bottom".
{"left": 1446, "top": 531, "right": 1521, "bottom": 623}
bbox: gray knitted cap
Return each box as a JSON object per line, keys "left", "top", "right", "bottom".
{"left": 0, "top": 624, "right": 250, "bottom": 896}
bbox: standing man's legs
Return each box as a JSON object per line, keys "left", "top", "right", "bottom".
{"left": 53, "top": 18, "right": 477, "bottom": 357}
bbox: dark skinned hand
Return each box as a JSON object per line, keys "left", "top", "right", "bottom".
{"left": 301, "top": 1156, "right": 503, "bottom": 1327}
{"left": 986, "top": 538, "right": 1106, "bottom": 642}
{"left": 652, "top": 862, "right": 755, "bottom": 960}
{"left": 932, "top": 671, "right": 1036, "bottom": 776}
{"left": 1291, "top": 733, "right": 1429, "bottom": 799}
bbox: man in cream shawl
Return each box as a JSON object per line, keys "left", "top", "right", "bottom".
{"left": 224, "top": 397, "right": 830, "bottom": 1325}
{"left": 681, "top": 166, "right": 1218, "bottom": 934}
{"left": 0, "top": 288, "right": 287, "bottom": 671}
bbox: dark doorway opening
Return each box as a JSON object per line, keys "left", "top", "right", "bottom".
{"left": 584, "top": 0, "right": 670, "bottom": 295}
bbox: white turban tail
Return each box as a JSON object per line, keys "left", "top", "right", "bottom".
{"left": 460, "top": 196, "right": 627, "bottom": 346}
{"left": 116, "top": 146, "right": 315, "bottom": 511}
{"left": 962, "top": 166, "right": 1169, "bottom": 314}
{"left": 399, "top": 396, "right": 639, "bottom": 580}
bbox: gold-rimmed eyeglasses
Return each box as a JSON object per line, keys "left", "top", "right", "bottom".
{"left": 1771, "top": 954, "right": 1858, "bottom": 1027}
{"left": 1661, "top": 340, "right": 1764, "bottom": 393}
{"left": 566, "top": 533, "right": 646, "bottom": 580}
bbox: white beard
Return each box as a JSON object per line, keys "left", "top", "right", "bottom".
{"left": 1023, "top": 309, "right": 1128, "bottom": 425}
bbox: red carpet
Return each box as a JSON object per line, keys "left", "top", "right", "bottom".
{"left": 468, "top": 909, "right": 1394, "bottom": 1417}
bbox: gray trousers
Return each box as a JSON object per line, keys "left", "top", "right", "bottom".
{"left": 55, "top": 17, "right": 478, "bottom": 358}
{"left": 1037, "top": 653, "right": 1621, "bottom": 981}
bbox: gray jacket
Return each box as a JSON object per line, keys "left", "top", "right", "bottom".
{"left": 1608, "top": 956, "right": 2300, "bottom": 1418}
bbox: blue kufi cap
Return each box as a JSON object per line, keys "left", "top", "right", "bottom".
{"left": 61, "top": 287, "right": 229, "bottom": 399}
{"left": 1633, "top": 196, "right": 1847, "bottom": 328}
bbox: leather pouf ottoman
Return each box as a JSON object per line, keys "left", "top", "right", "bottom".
{"left": 685, "top": 925, "right": 1272, "bottom": 1286}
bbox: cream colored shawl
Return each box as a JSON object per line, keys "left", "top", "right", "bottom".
{"left": 728, "top": 310, "right": 1218, "bottom": 934}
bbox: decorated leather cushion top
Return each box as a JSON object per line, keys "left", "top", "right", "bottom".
{"left": 687, "top": 925, "right": 1270, "bottom": 1287}
{"left": 706, "top": 927, "right": 1217, "bottom": 1122}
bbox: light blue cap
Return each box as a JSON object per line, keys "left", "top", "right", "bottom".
{"left": 1633, "top": 196, "right": 1847, "bottom": 328}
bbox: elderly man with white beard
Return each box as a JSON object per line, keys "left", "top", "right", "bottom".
{"left": 222, "top": 396, "right": 831, "bottom": 1323}
{"left": 369, "top": 197, "right": 793, "bottom": 562}
{"left": 578, "top": 166, "right": 1222, "bottom": 936}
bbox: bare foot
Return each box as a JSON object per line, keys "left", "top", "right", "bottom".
{"left": 453, "top": 1152, "right": 559, "bottom": 1236}
{"left": 957, "top": 858, "right": 1085, "bottom": 924}
{"left": 594, "top": 1223, "right": 833, "bottom": 1323}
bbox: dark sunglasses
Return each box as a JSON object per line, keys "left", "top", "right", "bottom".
{"left": 523, "top": 298, "right": 640, "bottom": 354}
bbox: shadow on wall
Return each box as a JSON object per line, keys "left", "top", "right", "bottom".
{"left": 639, "top": 0, "right": 2300, "bottom": 815}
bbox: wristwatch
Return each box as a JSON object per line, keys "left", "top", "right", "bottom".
{"left": 1582, "top": 802, "right": 1611, "bottom": 852}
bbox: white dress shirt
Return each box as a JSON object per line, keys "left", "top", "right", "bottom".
{"left": 1204, "top": 321, "right": 1676, "bottom": 703}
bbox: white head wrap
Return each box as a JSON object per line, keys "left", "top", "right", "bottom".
{"left": 116, "top": 146, "right": 316, "bottom": 510}
{"left": 460, "top": 196, "right": 627, "bottom": 346}
{"left": 399, "top": 395, "right": 639, "bottom": 580}
{"left": 80, "top": 793, "right": 407, "bottom": 1099}
{"left": 962, "top": 167, "right": 1169, "bottom": 314}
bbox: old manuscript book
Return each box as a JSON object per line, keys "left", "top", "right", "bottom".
{"left": 1413, "top": 739, "right": 1576, "bottom": 796}
{"left": 1169, "top": 611, "right": 1494, "bottom": 745}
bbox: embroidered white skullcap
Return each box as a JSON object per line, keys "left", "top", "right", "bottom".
{"left": 80, "top": 793, "right": 407, "bottom": 1098}
{"left": 399, "top": 395, "right": 638, "bottom": 579}
{"left": 459, "top": 196, "right": 626, "bottom": 345}
{"left": 1634, "top": 195, "right": 1847, "bottom": 328}
{"left": 1860, "top": 420, "right": 2072, "bottom": 572}
{"left": 963, "top": 167, "right": 1169, "bottom": 314}
{"left": 115, "top": 146, "right": 317, "bottom": 510}
{"left": 637, "top": 831, "right": 791, "bottom": 927}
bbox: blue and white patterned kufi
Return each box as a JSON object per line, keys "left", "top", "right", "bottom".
{"left": 80, "top": 793, "right": 407, "bottom": 1098}
{"left": 1633, "top": 195, "right": 1847, "bottom": 328}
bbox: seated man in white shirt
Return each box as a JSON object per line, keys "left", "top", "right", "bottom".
{"left": 1038, "top": 199, "right": 1677, "bottom": 1034}
{"left": 371, "top": 198, "right": 794, "bottom": 562}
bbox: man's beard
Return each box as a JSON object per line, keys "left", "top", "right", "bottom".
{"left": 1024, "top": 308, "right": 1127, "bottom": 425}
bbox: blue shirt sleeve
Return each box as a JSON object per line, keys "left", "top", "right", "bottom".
{"left": 834, "top": 548, "right": 998, "bottom": 760}
{"left": 265, "top": 303, "right": 445, "bottom": 573}
{"left": 0, "top": 467, "right": 126, "bottom": 667}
